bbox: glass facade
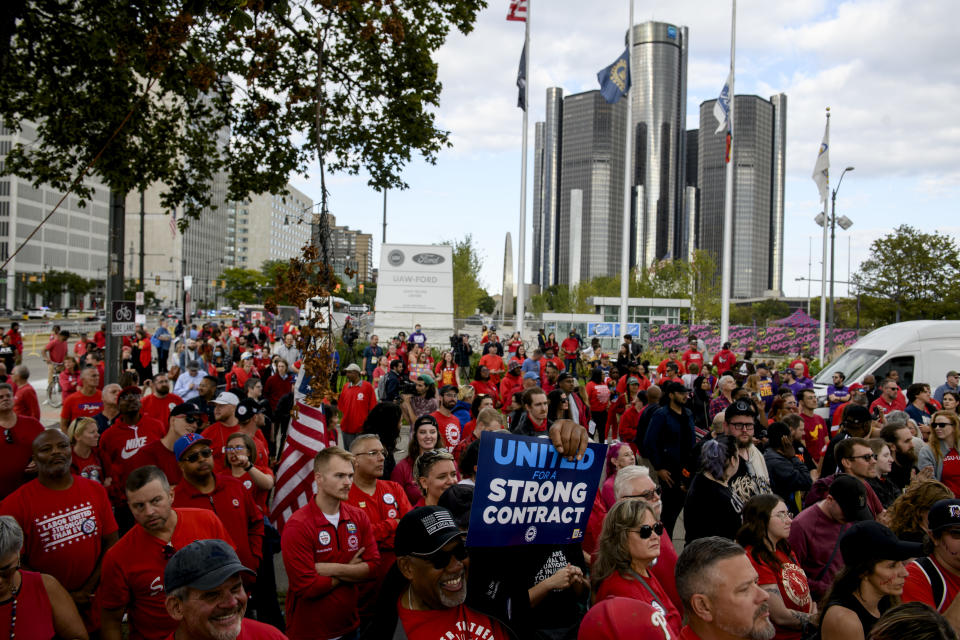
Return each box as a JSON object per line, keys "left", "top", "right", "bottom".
{"left": 539, "top": 88, "right": 563, "bottom": 287}
{"left": 557, "top": 91, "right": 626, "bottom": 284}
{"left": 531, "top": 122, "right": 544, "bottom": 286}
{"left": 698, "top": 94, "right": 787, "bottom": 299}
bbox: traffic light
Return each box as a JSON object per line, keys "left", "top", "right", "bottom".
{"left": 334, "top": 283, "right": 341, "bottom": 293}
{"left": 358, "top": 283, "right": 364, "bottom": 294}
{"left": 155, "top": 276, "right": 161, "bottom": 285}
{"left": 221, "top": 280, "right": 226, "bottom": 289}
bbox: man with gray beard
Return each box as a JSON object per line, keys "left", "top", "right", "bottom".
{"left": 675, "top": 536, "right": 776, "bottom": 640}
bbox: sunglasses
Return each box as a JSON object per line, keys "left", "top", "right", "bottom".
{"left": 625, "top": 487, "right": 662, "bottom": 501}
{"left": 846, "top": 453, "right": 877, "bottom": 462}
{"left": 178, "top": 415, "right": 200, "bottom": 424}
{"left": 630, "top": 522, "right": 665, "bottom": 539}
{"left": 933, "top": 422, "right": 954, "bottom": 428}
{"left": 416, "top": 542, "right": 468, "bottom": 569}
{"left": 183, "top": 448, "right": 213, "bottom": 463}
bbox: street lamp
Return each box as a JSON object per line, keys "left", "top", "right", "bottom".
{"left": 816, "top": 166, "right": 855, "bottom": 353}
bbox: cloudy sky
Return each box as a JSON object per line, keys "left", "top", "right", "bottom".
{"left": 291, "top": 0, "right": 960, "bottom": 304}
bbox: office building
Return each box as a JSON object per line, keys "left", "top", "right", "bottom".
{"left": 556, "top": 90, "right": 627, "bottom": 284}
{"left": 531, "top": 122, "right": 544, "bottom": 286}
{"left": 327, "top": 214, "right": 374, "bottom": 287}
{"left": 629, "top": 21, "right": 689, "bottom": 268}
{"left": 0, "top": 122, "right": 110, "bottom": 310}
{"left": 225, "top": 186, "right": 313, "bottom": 271}
{"left": 698, "top": 93, "right": 787, "bottom": 298}
{"left": 532, "top": 88, "right": 564, "bottom": 287}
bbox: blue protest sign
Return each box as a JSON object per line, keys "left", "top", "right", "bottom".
{"left": 466, "top": 431, "right": 606, "bottom": 547}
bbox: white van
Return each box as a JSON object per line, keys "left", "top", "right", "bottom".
{"left": 813, "top": 320, "right": 960, "bottom": 398}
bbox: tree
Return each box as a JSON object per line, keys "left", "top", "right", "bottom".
{"left": 27, "top": 271, "right": 96, "bottom": 307}
{"left": 0, "top": 0, "right": 486, "bottom": 219}
{"left": 751, "top": 299, "right": 790, "bottom": 324}
{"left": 123, "top": 281, "right": 159, "bottom": 308}
{"left": 853, "top": 225, "right": 960, "bottom": 323}
{"left": 219, "top": 268, "right": 267, "bottom": 306}
{"left": 477, "top": 292, "right": 495, "bottom": 315}
{"left": 447, "top": 235, "right": 485, "bottom": 318}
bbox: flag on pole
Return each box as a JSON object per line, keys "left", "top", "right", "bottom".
{"left": 269, "top": 401, "right": 327, "bottom": 532}
{"left": 517, "top": 42, "right": 527, "bottom": 111}
{"left": 597, "top": 48, "right": 631, "bottom": 104}
{"left": 506, "top": 0, "right": 527, "bottom": 21}
{"left": 812, "top": 116, "right": 830, "bottom": 204}
{"left": 168, "top": 213, "right": 177, "bottom": 239}
{"left": 713, "top": 72, "right": 731, "bottom": 134}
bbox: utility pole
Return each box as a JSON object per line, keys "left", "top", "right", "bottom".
{"left": 105, "top": 191, "right": 126, "bottom": 384}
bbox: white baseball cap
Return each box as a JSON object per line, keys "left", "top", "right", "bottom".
{"left": 212, "top": 392, "right": 239, "bottom": 406}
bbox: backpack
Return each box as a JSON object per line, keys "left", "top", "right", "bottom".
{"left": 912, "top": 556, "right": 947, "bottom": 611}
{"left": 377, "top": 371, "right": 389, "bottom": 401}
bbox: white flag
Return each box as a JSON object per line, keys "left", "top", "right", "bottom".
{"left": 713, "top": 72, "right": 731, "bottom": 134}
{"left": 812, "top": 117, "right": 830, "bottom": 204}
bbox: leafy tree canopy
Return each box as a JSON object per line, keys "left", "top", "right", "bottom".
{"left": 0, "top": 0, "right": 486, "bottom": 218}
{"left": 446, "top": 234, "right": 484, "bottom": 318}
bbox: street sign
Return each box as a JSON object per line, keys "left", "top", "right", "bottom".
{"left": 111, "top": 300, "right": 136, "bottom": 336}
{"left": 184, "top": 275, "right": 193, "bottom": 292}
{"left": 135, "top": 291, "right": 144, "bottom": 306}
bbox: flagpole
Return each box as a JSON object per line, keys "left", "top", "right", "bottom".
{"left": 818, "top": 109, "right": 830, "bottom": 363}
{"left": 618, "top": 0, "right": 634, "bottom": 342}
{"left": 719, "top": 0, "right": 736, "bottom": 345}
{"left": 515, "top": 1, "right": 530, "bottom": 340}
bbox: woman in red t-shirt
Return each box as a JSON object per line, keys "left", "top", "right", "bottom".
{"left": 592, "top": 499, "right": 682, "bottom": 636}
{"left": 58, "top": 356, "right": 81, "bottom": 403}
{"left": 225, "top": 432, "right": 274, "bottom": 514}
{"left": 922, "top": 410, "right": 960, "bottom": 496}
{"left": 412, "top": 450, "right": 457, "bottom": 508}
{"left": 68, "top": 416, "right": 106, "bottom": 484}
{"left": 510, "top": 344, "right": 528, "bottom": 369}
{"left": 506, "top": 332, "right": 523, "bottom": 356}
{"left": 434, "top": 351, "right": 459, "bottom": 388}
{"left": 609, "top": 377, "right": 642, "bottom": 441}
{"left": 391, "top": 416, "right": 441, "bottom": 505}
{"left": 736, "top": 495, "right": 815, "bottom": 640}
{"left": 542, "top": 332, "right": 560, "bottom": 357}
{"left": 263, "top": 358, "right": 293, "bottom": 412}
{"left": 586, "top": 368, "right": 611, "bottom": 438}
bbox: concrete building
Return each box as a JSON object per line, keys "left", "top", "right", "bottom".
{"left": 532, "top": 88, "right": 564, "bottom": 287}
{"left": 698, "top": 93, "right": 787, "bottom": 298}
{"left": 328, "top": 214, "right": 374, "bottom": 288}
{"left": 556, "top": 90, "right": 627, "bottom": 284}
{"left": 225, "top": 186, "right": 313, "bottom": 271}
{"left": 124, "top": 186, "right": 183, "bottom": 307}
{"left": 0, "top": 122, "right": 110, "bottom": 310}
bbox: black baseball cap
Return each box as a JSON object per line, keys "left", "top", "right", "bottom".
{"left": 164, "top": 539, "right": 255, "bottom": 592}
{"left": 928, "top": 499, "right": 960, "bottom": 532}
{"left": 840, "top": 521, "right": 922, "bottom": 566}
{"left": 725, "top": 399, "right": 756, "bottom": 421}
{"left": 843, "top": 404, "right": 872, "bottom": 424}
{"left": 438, "top": 384, "right": 458, "bottom": 396}
{"left": 438, "top": 485, "right": 474, "bottom": 530}
{"left": 828, "top": 474, "right": 873, "bottom": 522}
{"left": 395, "top": 506, "right": 464, "bottom": 557}
{"left": 170, "top": 403, "right": 202, "bottom": 418}
{"left": 557, "top": 372, "right": 575, "bottom": 382}
{"left": 235, "top": 398, "right": 261, "bottom": 422}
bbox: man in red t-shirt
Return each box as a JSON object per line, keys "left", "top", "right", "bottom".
{"left": 11, "top": 365, "right": 40, "bottom": 420}
{"left": 4, "top": 323, "right": 23, "bottom": 360}
{"left": 281, "top": 446, "right": 380, "bottom": 640}
{"left": 656, "top": 348, "right": 686, "bottom": 379}
{"left": 711, "top": 342, "right": 737, "bottom": 376}
{"left": 125, "top": 403, "right": 202, "bottom": 486}
{"left": 498, "top": 361, "right": 524, "bottom": 415}
{"left": 60, "top": 366, "right": 103, "bottom": 431}
{"left": 430, "top": 385, "right": 463, "bottom": 448}
{"left": 560, "top": 330, "right": 581, "bottom": 375}
{"left": 338, "top": 363, "right": 376, "bottom": 450}
{"left": 100, "top": 465, "right": 236, "bottom": 640}
{"left": 171, "top": 433, "right": 264, "bottom": 579}
{"left": 902, "top": 498, "right": 960, "bottom": 622}
{"left": 682, "top": 336, "right": 705, "bottom": 373}
{"left": 141, "top": 372, "right": 183, "bottom": 427}
{"left": 870, "top": 379, "right": 907, "bottom": 415}
{"left": 798, "top": 388, "right": 828, "bottom": 463}
{"left": 0, "top": 429, "right": 119, "bottom": 627}
{"left": 100, "top": 386, "right": 166, "bottom": 490}
{"left": 43, "top": 329, "right": 69, "bottom": 387}
{"left": 0, "top": 383, "right": 45, "bottom": 499}
{"left": 161, "top": 539, "right": 286, "bottom": 640}
{"left": 540, "top": 347, "right": 564, "bottom": 382}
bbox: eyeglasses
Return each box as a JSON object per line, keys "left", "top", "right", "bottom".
{"left": 729, "top": 422, "right": 755, "bottom": 432}
{"left": 629, "top": 522, "right": 665, "bottom": 539}
{"left": 771, "top": 511, "right": 792, "bottom": 522}
{"left": 356, "top": 449, "right": 387, "bottom": 459}
{"left": 224, "top": 446, "right": 248, "bottom": 453}
{"left": 415, "top": 541, "right": 468, "bottom": 569}
{"left": 183, "top": 448, "right": 213, "bottom": 463}
{"left": 845, "top": 453, "right": 878, "bottom": 462}
{"left": 933, "top": 422, "right": 954, "bottom": 428}
{"left": 625, "top": 487, "right": 662, "bottom": 501}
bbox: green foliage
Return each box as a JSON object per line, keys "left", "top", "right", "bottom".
{"left": 219, "top": 268, "right": 268, "bottom": 306}
{"left": 0, "top": 0, "right": 486, "bottom": 219}
{"left": 123, "top": 281, "right": 159, "bottom": 308}
{"left": 446, "top": 235, "right": 485, "bottom": 318}
{"left": 477, "top": 292, "right": 496, "bottom": 315}
{"left": 853, "top": 225, "right": 960, "bottom": 323}
{"left": 27, "top": 270, "right": 97, "bottom": 307}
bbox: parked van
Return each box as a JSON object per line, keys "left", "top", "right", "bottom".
{"left": 813, "top": 320, "right": 960, "bottom": 398}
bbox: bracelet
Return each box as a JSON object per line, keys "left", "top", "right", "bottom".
{"left": 244, "top": 463, "right": 253, "bottom": 472}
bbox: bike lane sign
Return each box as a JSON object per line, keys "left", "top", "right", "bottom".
{"left": 111, "top": 300, "right": 136, "bottom": 336}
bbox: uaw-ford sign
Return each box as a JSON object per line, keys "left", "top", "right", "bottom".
{"left": 375, "top": 244, "right": 453, "bottom": 315}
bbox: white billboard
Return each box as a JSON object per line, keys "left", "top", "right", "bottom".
{"left": 375, "top": 244, "right": 453, "bottom": 314}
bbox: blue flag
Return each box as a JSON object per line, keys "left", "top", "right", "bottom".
{"left": 596, "top": 47, "right": 631, "bottom": 104}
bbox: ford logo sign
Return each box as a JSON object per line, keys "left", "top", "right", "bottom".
{"left": 412, "top": 253, "right": 445, "bottom": 265}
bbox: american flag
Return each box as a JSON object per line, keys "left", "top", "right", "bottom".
{"left": 506, "top": 0, "right": 527, "bottom": 22}
{"left": 269, "top": 400, "right": 326, "bottom": 532}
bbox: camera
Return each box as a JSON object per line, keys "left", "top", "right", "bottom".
{"left": 399, "top": 380, "right": 418, "bottom": 396}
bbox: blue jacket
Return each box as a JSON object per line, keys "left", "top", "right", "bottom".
{"left": 452, "top": 401, "right": 471, "bottom": 427}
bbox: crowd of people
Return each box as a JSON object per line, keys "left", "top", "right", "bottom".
{"left": 0, "top": 318, "right": 959, "bottom": 640}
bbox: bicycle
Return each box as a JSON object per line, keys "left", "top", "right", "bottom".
{"left": 47, "top": 363, "right": 64, "bottom": 408}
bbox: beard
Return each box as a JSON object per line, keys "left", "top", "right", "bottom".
{"left": 717, "top": 604, "right": 775, "bottom": 640}
{"left": 896, "top": 446, "right": 918, "bottom": 467}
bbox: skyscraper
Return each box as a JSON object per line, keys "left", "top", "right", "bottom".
{"left": 531, "top": 122, "right": 544, "bottom": 287}
{"left": 556, "top": 90, "right": 627, "bottom": 283}
{"left": 537, "top": 88, "right": 563, "bottom": 287}
{"left": 629, "top": 21, "right": 689, "bottom": 267}
{"left": 698, "top": 94, "right": 787, "bottom": 298}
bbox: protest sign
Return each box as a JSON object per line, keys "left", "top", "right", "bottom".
{"left": 466, "top": 431, "right": 606, "bottom": 547}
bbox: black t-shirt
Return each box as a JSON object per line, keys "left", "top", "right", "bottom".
{"left": 683, "top": 473, "right": 744, "bottom": 543}
{"left": 728, "top": 453, "right": 771, "bottom": 504}
{"left": 0, "top": 345, "right": 15, "bottom": 371}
